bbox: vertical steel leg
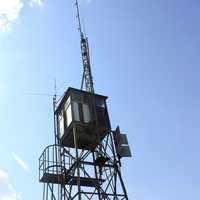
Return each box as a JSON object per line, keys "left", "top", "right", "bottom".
{"left": 73, "top": 125, "right": 81, "bottom": 200}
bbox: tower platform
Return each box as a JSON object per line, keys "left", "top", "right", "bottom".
{"left": 40, "top": 173, "right": 104, "bottom": 187}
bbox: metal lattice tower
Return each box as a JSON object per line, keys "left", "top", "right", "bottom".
{"left": 39, "top": 1, "right": 132, "bottom": 200}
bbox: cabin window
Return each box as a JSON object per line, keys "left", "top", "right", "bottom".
{"left": 83, "top": 103, "right": 90, "bottom": 123}
{"left": 72, "top": 101, "right": 90, "bottom": 123}
{"left": 58, "top": 113, "right": 64, "bottom": 137}
{"left": 64, "top": 96, "right": 72, "bottom": 127}
{"left": 96, "top": 98, "right": 105, "bottom": 108}
{"left": 73, "top": 102, "right": 80, "bottom": 121}
{"left": 65, "top": 96, "right": 71, "bottom": 108}
{"left": 66, "top": 104, "right": 72, "bottom": 127}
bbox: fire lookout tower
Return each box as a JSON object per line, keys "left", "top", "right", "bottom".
{"left": 39, "top": 1, "right": 132, "bottom": 199}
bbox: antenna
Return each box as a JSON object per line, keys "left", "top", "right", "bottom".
{"left": 53, "top": 79, "right": 57, "bottom": 144}
{"left": 75, "top": 0, "right": 94, "bottom": 93}
{"left": 75, "top": 0, "right": 83, "bottom": 37}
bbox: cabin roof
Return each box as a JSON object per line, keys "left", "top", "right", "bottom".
{"left": 55, "top": 87, "right": 108, "bottom": 114}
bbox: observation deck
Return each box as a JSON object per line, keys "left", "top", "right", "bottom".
{"left": 39, "top": 145, "right": 105, "bottom": 187}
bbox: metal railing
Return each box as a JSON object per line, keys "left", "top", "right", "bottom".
{"left": 39, "top": 144, "right": 73, "bottom": 181}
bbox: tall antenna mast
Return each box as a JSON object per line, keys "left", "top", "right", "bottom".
{"left": 75, "top": 0, "right": 82, "bottom": 36}
{"left": 75, "top": 0, "right": 94, "bottom": 93}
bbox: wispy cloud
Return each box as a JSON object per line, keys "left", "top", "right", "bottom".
{"left": 0, "top": 0, "right": 23, "bottom": 31}
{"left": 0, "top": 169, "right": 17, "bottom": 200}
{"left": 12, "top": 153, "right": 30, "bottom": 173}
{"left": 29, "top": 0, "right": 44, "bottom": 8}
{"left": 0, "top": 169, "right": 8, "bottom": 179}
{"left": 0, "top": 0, "right": 44, "bottom": 32}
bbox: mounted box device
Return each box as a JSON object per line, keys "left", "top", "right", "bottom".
{"left": 55, "top": 87, "right": 111, "bottom": 150}
{"left": 113, "top": 126, "right": 132, "bottom": 158}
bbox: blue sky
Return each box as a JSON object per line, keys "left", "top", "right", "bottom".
{"left": 0, "top": 0, "right": 200, "bottom": 199}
